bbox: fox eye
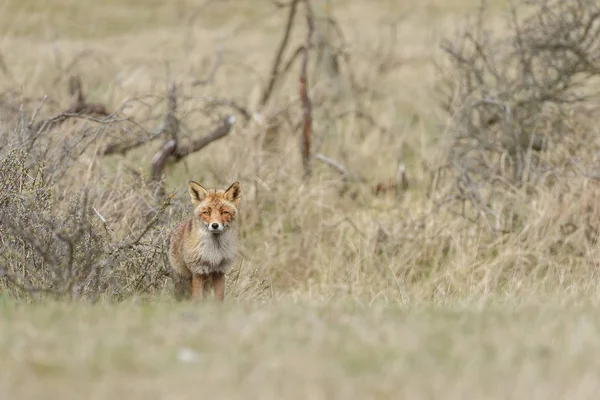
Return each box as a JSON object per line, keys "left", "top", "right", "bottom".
{"left": 221, "top": 211, "right": 229, "bottom": 215}
{"left": 202, "top": 211, "right": 210, "bottom": 216}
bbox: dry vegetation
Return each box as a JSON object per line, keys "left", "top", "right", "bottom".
{"left": 2, "top": 0, "right": 600, "bottom": 397}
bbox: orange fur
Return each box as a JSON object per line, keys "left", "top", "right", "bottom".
{"left": 168, "top": 181, "right": 242, "bottom": 301}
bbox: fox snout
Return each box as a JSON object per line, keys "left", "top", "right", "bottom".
{"left": 207, "top": 222, "right": 225, "bottom": 233}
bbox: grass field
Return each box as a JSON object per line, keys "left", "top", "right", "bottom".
{"left": 2, "top": 296, "right": 600, "bottom": 399}
{"left": 2, "top": 0, "right": 600, "bottom": 398}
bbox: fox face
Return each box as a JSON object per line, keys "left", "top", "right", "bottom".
{"left": 188, "top": 181, "right": 242, "bottom": 234}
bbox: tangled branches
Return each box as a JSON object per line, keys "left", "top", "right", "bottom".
{"left": 0, "top": 148, "right": 171, "bottom": 301}
{"left": 439, "top": 0, "right": 600, "bottom": 230}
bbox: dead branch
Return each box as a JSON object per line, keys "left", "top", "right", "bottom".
{"left": 260, "top": 0, "right": 301, "bottom": 107}
{"left": 150, "top": 140, "right": 178, "bottom": 182}
{"left": 315, "top": 152, "right": 349, "bottom": 180}
{"left": 334, "top": 109, "right": 389, "bottom": 135}
{"left": 439, "top": 0, "right": 600, "bottom": 228}
{"left": 173, "top": 114, "right": 236, "bottom": 159}
{"left": 26, "top": 95, "right": 48, "bottom": 132}
{"left": 299, "top": 0, "right": 315, "bottom": 179}
{"left": 65, "top": 75, "right": 110, "bottom": 117}
{"left": 164, "top": 82, "right": 180, "bottom": 141}
{"left": 31, "top": 75, "right": 111, "bottom": 134}
{"left": 397, "top": 162, "right": 409, "bottom": 191}
{"left": 199, "top": 96, "right": 252, "bottom": 122}
{"left": 100, "top": 129, "right": 163, "bottom": 156}
{"left": 102, "top": 82, "right": 179, "bottom": 156}
{"left": 192, "top": 48, "right": 223, "bottom": 87}
{"left": 0, "top": 53, "right": 11, "bottom": 79}
{"left": 114, "top": 194, "right": 173, "bottom": 251}
{"left": 51, "top": 50, "right": 94, "bottom": 87}
{"left": 281, "top": 45, "right": 308, "bottom": 77}
{"left": 151, "top": 114, "right": 236, "bottom": 182}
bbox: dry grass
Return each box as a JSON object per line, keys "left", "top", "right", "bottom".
{"left": 2, "top": 0, "right": 600, "bottom": 397}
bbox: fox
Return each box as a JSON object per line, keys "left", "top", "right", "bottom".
{"left": 168, "top": 180, "right": 242, "bottom": 301}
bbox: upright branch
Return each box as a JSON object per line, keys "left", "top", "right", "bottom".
{"left": 65, "top": 75, "right": 110, "bottom": 116}
{"left": 260, "top": 0, "right": 301, "bottom": 107}
{"left": 192, "top": 48, "right": 223, "bottom": 87}
{"left": 299, "top": 0, "right": 315, "bottom": 179}
{"left": 164, "top": 82, "right": 180, "bottom": 141}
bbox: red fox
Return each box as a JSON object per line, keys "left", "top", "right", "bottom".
{"left": 168, "top": 181, "right": 242, "bottom": 301}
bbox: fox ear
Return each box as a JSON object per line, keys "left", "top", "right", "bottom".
{"left": 224, "top": 181, "right": 242, "bottom": 206}
{"left": 188, "top": 181, "right": 208, "bottom": 207}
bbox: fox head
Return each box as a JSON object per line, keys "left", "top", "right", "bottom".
{"left": 188, "top": 181, "right": 242, "bottom": 234}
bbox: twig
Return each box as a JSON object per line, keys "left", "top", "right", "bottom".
{"left": 334, "top": 109, "right": 388, "bottom": 135}
{"left": 93, "top": 207, "right": 115, "bottom": 236}
{"left": 281, "top": 45, "right": 308, "bottom": 76}
{"left": 32, "top": 76, "right": 112, "bottom": 134}
{"left": 315, "top": 153, "right": 349, "bottom": 180}
{"left": 0, "top": 53, "right": 11, "bottom": 79}
{"left": 192, "top": 48, "right": 223, "bottom": 87}
{"left": 114, "top": 194, "right": 173, "bottom": 251}
{"left": 199, "top": 96, "right": 252, "bottom": 122}
{"left": 51, "top": 50, "right": 94, "bottom": 87}
{"left": 26, "top": 95, "right": 48, "bottom": 132}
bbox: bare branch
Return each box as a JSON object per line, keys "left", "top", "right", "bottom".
{"left": 173, "top": 114, "right": 236, "bottom": 159}
{"left": 151, "top": 140, "right": 178, "bottom": 182}
{"left": 100, "top": 129, "right": 164, "bottom": 156}
{"left": 114, "top": 194, "right": 173, "bottom": 251}
{"left": 260, "top": 0, "right": 301, "bottom": 106}
{"left": 151, "top": 114, "right": 236, "bottom": 182}
{"left": 315, "top": 153, "right": 349, "bottom": 180}
{"left": 102, "top": 82, "right": 179, "bottom": 156}
{"left": 334, "top": 109, "right": 388, "bottom": 135}
{"left": 199, "top": 96, "right": 252, "bottom": 122}
{"left": 299, "top": 0, "right": 315, "bottom": 179}
{"left": 51, "top": 50, "right": 94, "bottom": 87}
{"left": 192, "top": 47, "right": 224, "bottom": 87}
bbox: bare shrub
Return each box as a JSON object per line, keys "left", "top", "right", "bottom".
{"left": 0, "top": 122, "right": 172, "bottom": 301}
{"left": 439, "top": 0, "right": 600, "bottom": 231}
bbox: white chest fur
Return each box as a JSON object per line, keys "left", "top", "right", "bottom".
{"left": 187, "top": 228, "right": 236, "bottom": 274}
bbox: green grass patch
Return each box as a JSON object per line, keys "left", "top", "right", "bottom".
{"left": 1, "top": 298, "right": 600, "bottom": 399}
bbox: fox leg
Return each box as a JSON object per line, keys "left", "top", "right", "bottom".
{"left": 212, "top": 272, "right": 225, "bottom": 301}
{"left": 191, "top": 274, "right": 205, "bottom": 300}
{"left": 203, "top": 274, "right": 212, "bottom": 299}
{"left": 173, "top": 273, "right": 192, "bottom": 301}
